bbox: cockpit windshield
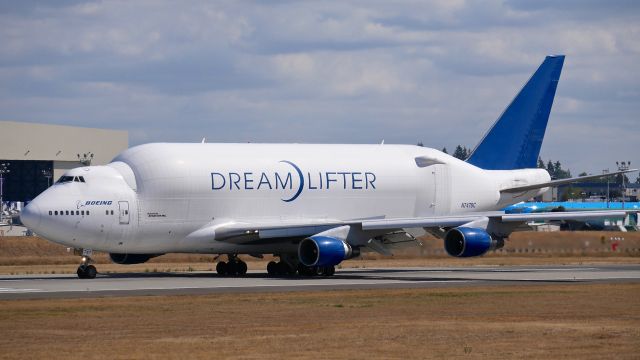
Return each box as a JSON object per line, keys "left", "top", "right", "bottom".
{"left": 56, "top": 176, "right": 86, "bottom": 184}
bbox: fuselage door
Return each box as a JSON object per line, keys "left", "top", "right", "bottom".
{"left": 433, "top": 164, "right": 451, "bottom": 216}
{"left": 119, "top": 201, "right": 130, "bottom": 225}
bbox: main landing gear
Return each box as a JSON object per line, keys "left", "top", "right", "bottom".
{"left": 75, "top": 248, "right": 97, "bottom": 279}
{"left": 215, "top": 255, "right": 248, "bottom": 276}
{"left": 215, "top": 254, "right": 336, "bottom": 277}
{"left": 266, "top": 260, "right": 335, "bottom": 277}
{"left": 266, "top": 260, "right": 296, "bottom": 276}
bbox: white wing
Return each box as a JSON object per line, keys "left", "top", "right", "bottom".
{"left": 185, "top": 210, "right": 630, "bottom": 244}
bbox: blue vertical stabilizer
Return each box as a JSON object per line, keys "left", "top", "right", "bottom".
{"left": 466, "top": 55, "right": 564, "bottom": 170}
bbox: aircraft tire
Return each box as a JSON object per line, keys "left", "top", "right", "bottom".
{"left": 324, "top": 266, "right": 335, "bottom": 276}
{"left": 238, "top": 261, "right": 248, "bottom": 275}
{"left": 267, "top": 261, "right": 278, "bottom": 276}
{"left": 76, "top": 266, "right": 87, "bottom": 279}
{"left": 227, "top": 261, "right": 238, "bottom": 275}
{"left": 216, "top": 261, "right": 228, "bottom": 276}
{"left": 278, "top": 262, "right": 294, "bottom": 276}
{"left": 286, "top": 263, "right": 297, "bottom": 276}
{"left": 298, "top": 265, "right": 316, "bottom": 277}
{"left": 85, "top": 265, "right": 97, "bottom": 279}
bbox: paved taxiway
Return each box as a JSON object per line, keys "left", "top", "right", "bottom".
{"left": 1, "top": 264, "right": 638, "bottom": 299}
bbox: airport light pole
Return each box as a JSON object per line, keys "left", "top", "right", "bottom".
{"left": 42, "top": 169, "right": 52, "bottom": 188}
{"left": 602, "top": 169, "right": 610, "bottom": 208}
{"left": 77, "top": 152, "right": 94, "bottom": 166}
{"left": 616, "top": 161, "right": 630, "bottom": 210}
{"left": 0, "top": 162, "right": 10, "bottom": 224}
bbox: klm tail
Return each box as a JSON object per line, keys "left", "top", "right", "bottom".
{"left": 466, "top": 55, "right": 564, "bottom": 170}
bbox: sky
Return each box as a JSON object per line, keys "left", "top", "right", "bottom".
{"left": 0, "top": 0, "right": 638, "bottom": 176}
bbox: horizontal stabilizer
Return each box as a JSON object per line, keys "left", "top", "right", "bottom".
{"left": 500, "top": 168, "right": 638, "bottom": 193}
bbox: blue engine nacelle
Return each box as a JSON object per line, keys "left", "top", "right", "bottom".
{"left": 298, "top": 236, "right": 358, "bottom": 267}
{"left": 444, "top": 227, "right": 504, "bottom": 258}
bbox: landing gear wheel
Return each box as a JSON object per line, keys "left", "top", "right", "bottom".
{"left": 76, "top": 265, "right": 97, "bottom": 279}
{"left": 77, "top": 266, "right": 86, "bottom": 279}
{"left": 237, "top": 261, "right": 248, "bottom": 275}
{"left": 226, "top": 261, "right": 238, "bottom": 276}
{"left": 298, "top": 264, "right": 319, "bottom": 276}
{"left": 279, "top": 262, "right": 296, "bottom": 276}
{"left": 75, "top": 249, "right": 96, "bottom": 279}
{"left": 216, "top": 261, "right": 228, "bottom": 275}
{"left": 85, "top": 265, "right": 97, "bottom": 279}
{"left": 267, "top": 261, "right": 279, "bottom": 276}
{"left": 328, "top": 266, "right": 335, "bottom": 276}
{"left": 219, "top": 255, "right": 248, "bottom": 276}
{"left": 321, "top": 266, "right": 335, "bottom": 276}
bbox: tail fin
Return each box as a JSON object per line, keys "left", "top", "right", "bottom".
{"left": 466, "top": 55, "right": 564, "bottom": 170}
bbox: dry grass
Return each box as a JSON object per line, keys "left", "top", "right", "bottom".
{"left": 0, "top": 283, "right": 638, "bottom": 359}
{"left": 0, "top": 232, "right": 638, "bottom": 275}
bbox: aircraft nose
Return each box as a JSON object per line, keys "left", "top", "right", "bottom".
{"left": 20, "top": 201, "right": 42, "bottom": 230}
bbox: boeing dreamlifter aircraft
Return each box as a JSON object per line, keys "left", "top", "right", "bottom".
{"left": 20, "top": 55, "right": 637, "bottom": 279}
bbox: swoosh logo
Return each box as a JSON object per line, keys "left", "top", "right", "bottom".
{"left": 279, "top": 160, "right": 304, "bottom": 202}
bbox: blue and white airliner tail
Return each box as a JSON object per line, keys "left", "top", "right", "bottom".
{"left": 19, "top": 55, "right": 637, "bottom": 279}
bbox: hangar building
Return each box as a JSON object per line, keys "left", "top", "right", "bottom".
{"left": 0, "top": 121, "right": 128, "bottom": 203}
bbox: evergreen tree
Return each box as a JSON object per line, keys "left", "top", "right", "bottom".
{"left": 441, "top": 147, "right": 448, "bottom": 154}
{"left": 463, "top": 146, "right": 471, "bottom": 159}
{"left": 417, "top": 141, "right": 424, "bottom": 147}
{"left": 543, "top": 160, "right": 571, "bottom": 179}
{"left": 540, "top": 157, "right": 576, "bottom": 180}
{"left": 546, "top": 160, "right": 555, "bottom": 178}
{"left": 453, "top": 145, "right": 467, "bottom": 160}
{"left": 554, "top": 161, "right": 562, "bottom": 176}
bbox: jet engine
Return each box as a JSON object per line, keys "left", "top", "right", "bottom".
{"left": 109, "top": 253, "right": 160, "bottom": 265}
{"left": 298, "top": 236, "right": 359, "bottom": 267}
{"left": 444, "top": 227, "right": 504, "bottom": 258}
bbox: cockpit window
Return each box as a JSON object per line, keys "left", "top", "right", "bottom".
{"left": 56, "top": 176, "right": 74, "bottom": 184}
{"left": 56, "top": 176, "right": 86, "bottom": 184}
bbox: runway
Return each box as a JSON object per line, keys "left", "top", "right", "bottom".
{"left": 1, "top": 264, "right": 639, "bottom": 300}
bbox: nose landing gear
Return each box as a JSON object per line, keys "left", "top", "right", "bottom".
{"left": 74, "top": 248, "right": 97, "bottom": 279}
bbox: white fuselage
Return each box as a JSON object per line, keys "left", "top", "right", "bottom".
{"left": 22, "top": 143, "right": 550, "bottom": 254}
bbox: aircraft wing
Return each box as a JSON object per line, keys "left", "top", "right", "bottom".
{"left": 185, "top": 210, "right": 630, "bottom": 244}
{"left": 361, "top": 212, "right": 504, "bottom": 230}
{"left": 185, "top": 219, "right": 352, "bottom": 244}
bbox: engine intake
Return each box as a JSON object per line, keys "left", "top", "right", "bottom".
{"left": 109, "top": 253, "right": 160, "bottom": 265}
{"left": 298, "top": 236, "right": 358, "bottom": 267}
{"left": 444, "top": 227, "right": 504, "bottom": 258}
